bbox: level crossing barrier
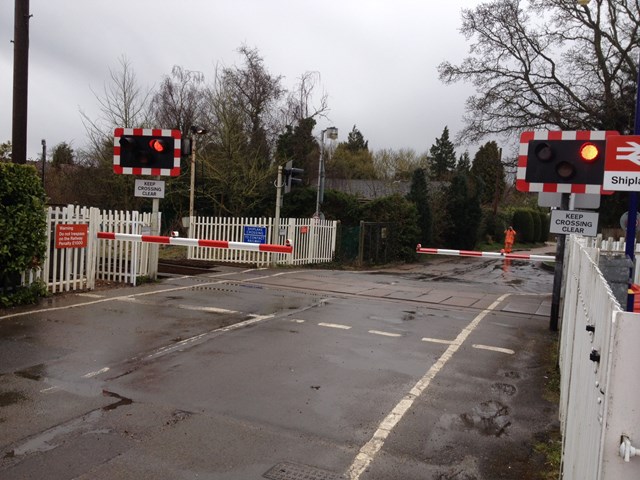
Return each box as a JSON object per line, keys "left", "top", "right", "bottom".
{"left": 97, "top": 232, "right": 293, "bottom": 254}
{"left": 415, "top": 244, "right": 555, "bottom": 262}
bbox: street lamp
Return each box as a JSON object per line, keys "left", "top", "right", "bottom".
{"left": 189, "top": 125, "right": 207, "bottom": 236}
{"left": 315, "top": 126, "right": 338, "bottom": 218}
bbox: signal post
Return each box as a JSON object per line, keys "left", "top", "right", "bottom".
{"left": 517, "top": 130, "right": 616, "bottom": 330}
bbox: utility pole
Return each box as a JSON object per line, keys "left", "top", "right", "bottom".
{"left": 12, "top": 0, "right": 30, "bottom": 164}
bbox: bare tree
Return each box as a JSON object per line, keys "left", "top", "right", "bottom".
{"left": 282, "top": 71, "right": 330, "bottom": 125}
{"left": 438, "top": 0, "right": 639, "bottom": 144}
{"left": 80, "top": 55, "right": 153, "bottom": 155}
{"left": 150, "top": 65, "right": 206, "bottom": 132}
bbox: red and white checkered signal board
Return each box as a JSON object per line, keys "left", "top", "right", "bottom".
{"left": 113, "top": 128, "right": 182, "bottom": 176}
{"left": 516, "top": 130, "right": 618, "bottom": 194}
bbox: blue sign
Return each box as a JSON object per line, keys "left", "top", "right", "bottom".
{"left": 243, "top": 226, "right": 267, "bottom": 244}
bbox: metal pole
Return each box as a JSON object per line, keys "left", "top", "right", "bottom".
{"left": 272, "top": 165, "right": 283, "bottom": 266}
{"left": 189, "top": 133, "right": 196, "bottom": 237}
{"left": 148, "top": 192, "right": 160, "bottom": 281}
{"left": 624, "top": 53, "right": 640, "bottom": 311}
{"left": 550, "top": 193, "right": 569, "bottom": 331}
{"left": 41, "top": 139, "right": 46, "bottom": 187}
{"left": 315, "top": 129, "right": 325, "bottom": 217}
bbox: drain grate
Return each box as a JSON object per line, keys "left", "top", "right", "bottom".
{"left": 263, "top": 462, "right": 344, "bottom": 480}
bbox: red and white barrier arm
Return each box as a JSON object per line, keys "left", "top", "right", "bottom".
{"left": 416, "top": 244, "right": 555, "bottom": 262}
{"left": 97, "top": 232, "right": 293, "bottom": 254}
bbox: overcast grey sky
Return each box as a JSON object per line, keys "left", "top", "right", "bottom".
{"left": 1, "top": 0, "right": 481, "bottom": 160}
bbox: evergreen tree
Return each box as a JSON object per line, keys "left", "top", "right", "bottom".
{"left": 444, "top": 171, "right": 482, "bottom": 250}
{"left": 276, "top": 117, "right": 319, "bottom": 184}
{"left": 407, "top": 168, "right": 432, "bottom": 245}
{"left": 345, "top": 125, "right": 368, "bottom": 152}
{"left": 429, "top": 126, "right": 456, "bottom": 180}
{"left": 457, "top": 151, "right": 471, "bottom": 173}
{"left": 470, "top": 141, "right": 505, "bottom": 206}
{"left": 325, "top": 125, "right": 375, "bottom": 179}
{"left": 51, "top": 142, "right": 75, "bottom": 167}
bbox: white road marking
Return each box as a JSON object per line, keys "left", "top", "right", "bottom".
{"left": 368, "top": 330, "right": 402, "bottom": 338}
{"left": 143, "top": 314, "right": 275, "bottom": 361}
{"left": 40, "top": 386, "right": 59, "bottom": 393}
{"left": 82, "top": 367, "right": 110, "bottom": 378}
{"left": 421, "top": 337, "right": 455, "bottom": 345}
{"left": 0, "top": 269, "right": 298, "bottom": 321}
{"left": 177, "top": 305, "right": 239, "bottom": 314}
{"left": 318, "top": 322, "right": 352, "bottom": 330}
{"left": 472, "top": 344, "right": 515, "bottom": 355}
{"left": 291, "top": 319, "right": 305, "bottom": 323}
{"left": 76, "top": 293, "right": 104, "bottom": 299}
{"left": 346, "top": 293, "right": 511, "bottom": 480}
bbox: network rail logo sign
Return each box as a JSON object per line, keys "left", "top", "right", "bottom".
{"left": 604, "top": 136, "right": 640, "bottom": 191}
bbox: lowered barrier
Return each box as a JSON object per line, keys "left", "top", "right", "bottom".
{"left": 97, "top": 232, "right": 293, "bottom": 254}
{"left": 415, "top": 244, "right": 555, "bottom": 262}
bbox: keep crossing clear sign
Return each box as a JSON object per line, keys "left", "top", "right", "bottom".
{"left": 550, "top": 210, "right": 599, "bottom": 237}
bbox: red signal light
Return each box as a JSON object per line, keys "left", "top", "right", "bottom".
{"left": 579, "top": 142, "right": 600, "bottom": 162}
{"left": 149, "top": 139, "right": 166, "bottom": 153}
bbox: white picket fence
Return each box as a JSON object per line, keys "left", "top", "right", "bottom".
{"left": 559, "top": 236, "right": 640, "bottom": 479}
{"left": 37, "top": 205, "right": 157, "bottom": 293}
{"left": 26, "top": 207, "right": 338, "bottom": 294}
{"left": 188, "top": 216, "right": 338, "bottom": 267}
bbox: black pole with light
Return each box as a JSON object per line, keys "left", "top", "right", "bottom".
{"left": 624, "top": 55, "right": 640, "bottom": 311}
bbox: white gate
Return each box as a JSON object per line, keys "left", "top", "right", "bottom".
{"left": 559, "top": 236, "right": 640, "bottom": 479}
{"left": 188, "top": 216, "right": 337, "bottom": 266}
{"left": 42, "top": 205, "right": 99, "bottom": 293}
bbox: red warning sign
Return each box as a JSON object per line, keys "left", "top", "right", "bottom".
{"left": 55, "top": 224, "right": 88, "bottom": 249}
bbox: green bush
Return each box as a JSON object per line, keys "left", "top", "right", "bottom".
{"left": 530, "top": 209, "right": 542, "bottom": 243}
{"left": 361, "top": 194, "right": 420, "bottom": 262}
{"left": 0, "top": 163, "right": 47, "bottom": 307}
{"left": 513, "top": 209, "right": 535, "bottom": 243}
{"left": 539, "top": 211, "right": 550, "bottom": 242}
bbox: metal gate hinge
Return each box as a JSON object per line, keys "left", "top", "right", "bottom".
{"left": 619, "top": 435, "right": 639, "bottom": 462}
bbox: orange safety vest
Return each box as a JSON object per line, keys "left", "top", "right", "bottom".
{"left": 505, "top": 229, "right": 516, "bottom": 243}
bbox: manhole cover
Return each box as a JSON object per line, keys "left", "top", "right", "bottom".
{"left": 263, "top": 462, "right": 344, "bottom": 480}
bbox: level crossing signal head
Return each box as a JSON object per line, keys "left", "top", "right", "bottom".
{"left": 118, "top": 134, "right": 175, "bottom": 169}
{"left": 525, "top": 139, "right": 606, "bottom": 185}
{"left": 283, "top": 160, "right": 304, "bottom": 193}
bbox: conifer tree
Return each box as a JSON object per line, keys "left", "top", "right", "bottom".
{"left": 429, "top": 126, "right": 456, "bottom": 180}
{"left": 407, "top": 168, "right": 432, "bottom": 245}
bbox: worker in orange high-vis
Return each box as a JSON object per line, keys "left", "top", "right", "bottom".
{"left": 503, "top": 226, "right": 516, "bottom": 254}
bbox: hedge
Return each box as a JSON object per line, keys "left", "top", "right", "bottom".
{"left": 0, "top": 163, "right": 47, "bottom": 307}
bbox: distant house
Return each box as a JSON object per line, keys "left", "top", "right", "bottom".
{"left": 323, "top": 178, "right": 446, "bottom": 201}
{"left": 324, "top": 179, "right": 410, "bottom": 200}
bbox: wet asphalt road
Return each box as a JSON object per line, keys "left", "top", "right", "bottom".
{"left": 0, "top": 253, "right": 557, "bottom": 479}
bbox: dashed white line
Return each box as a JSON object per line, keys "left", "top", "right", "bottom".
{"left": 421, "top": 337, "right": 455, "bottom": 345}
{"left": 368, "top": 330, "right": 402, "bottom": 338}
{"left": 177, "top": 305, "right": 239, "bottom": 314}
{"left": 318, "top": 322, "right": 352, "bottom": 330}
{"left": 346, "top": 293, "right": 511, "bottom": 480}
{"left": 472, "top": 344, "right": 515, "bottom": 355}
{"left": 82, "top": 367, "right": 110, "bottom": 378}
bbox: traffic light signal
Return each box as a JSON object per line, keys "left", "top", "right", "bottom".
{"left": 525, "top": 139, "right": 606, "bottom": 185}
{"left": 283, "top": 160, "right": 304, "bottom": 193}
{"left": 114, "top": 128, "right": 181, "bottom": 176}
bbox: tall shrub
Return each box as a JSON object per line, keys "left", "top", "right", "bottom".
{"left": 512, "top": 209, "right": 535, "bottom": 243}
{"left": 0, "top": 163, "right": 47, "bottom": 306}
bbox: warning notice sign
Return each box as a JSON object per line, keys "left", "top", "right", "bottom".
{"left": 55, "top": 224, "right": 88, "bottom": 249}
